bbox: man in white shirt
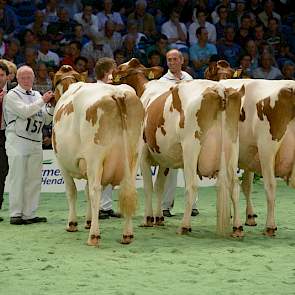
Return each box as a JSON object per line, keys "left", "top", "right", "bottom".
{"left": 159, "top": 49, "right": 199, "bottom": 217}
{"left": 4, "top": 66, "right": 54, "bottom": 225}
{"left": 37, "top": 37, "right": 60, "bottom": 69}
{"left": 94, "top": 58, "right": 121, "bottom": 219}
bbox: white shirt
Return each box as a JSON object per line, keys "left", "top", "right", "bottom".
{"left": 73, "top": 12, "right": 99, "bottom": 36}
{"left": 0, "top": 83, "right": 7, "bottom": 130}
{"left": 161, "top": 20, "right": 188, "bottom": 49}
{"left": 97, "top": 11, "right": 124, "bottom": 32}
{"left": 188, "top": 21, "right": 216, "bottom": 46}
{"left": 37, "top": 50, "right": 60, "bottom": 68}
{"left": 160, "top": 70, "right": 193, "bottom": 82}
{"left": 4, "top": 85, "right": 54, "bottom": 155}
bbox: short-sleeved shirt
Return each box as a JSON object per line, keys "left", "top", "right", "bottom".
{"left": 160, "top": 70, "right": 193, "bottom": 82}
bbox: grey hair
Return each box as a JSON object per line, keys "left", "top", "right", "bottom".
{"left": 136, "top": 0, "right": 147, "bottom": 8}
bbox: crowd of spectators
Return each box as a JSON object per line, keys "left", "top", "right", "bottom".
{"left": 0, "top": 0, "right": 295, "bottom": 147}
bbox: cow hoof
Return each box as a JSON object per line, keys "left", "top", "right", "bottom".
{"left": 245, "top": 214, "right": 257, "bottom": 226}
{"left": 121, "top": 234, "right": 134, "bottom": 244}
{"left": 155, "top": 216, "right": 165, "bottom": 226}
{"left": 231, "top": 226, "right": 244, "bottom": 238}
{"left": 140, "top": 216, "right": 154, "bottom": 227}
{"left": 87, "top": 234, "right": 101, "bottom": 246}
{"left": 84, "top": 220, "right": 91, "bottom": 229}
{"left": 177, "top": 227, "right": 192, "bottom": 235}
{"left": 66, "top": 221, "right": 78, "bottom": 232}
{"left": 263, "top": 227, "right": 277, "bottom": 237}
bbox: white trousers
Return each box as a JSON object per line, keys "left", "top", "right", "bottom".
{"left": 8, "top": 152, "right": 42, "bottom": 219}
{"left": 100, "top": 184, "right": 113, "bottom": 211}
{"left": 162, "top": 169, "right": 197, "bottom": 210}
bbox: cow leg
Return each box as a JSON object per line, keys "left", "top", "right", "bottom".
{"left": 258, "top": 150, "right": 277, "bottom": 236}
{"left": 61, "top": 167, "right": 78, "bottom": 232}
{"left": 84, "top": 182, "right": 91, "bottom": 229}
{"left": 140, "top": 146, "right": 154, "bottom": 227}
{"left": 178, "top": 141, "right": 199, "bottom": 234}
{"left": 87, "top": 165, "right": 103, "bottom": 247}
{"left": 154, "top": 166, "right": 167, "bottom": 226}
{"left": 241, "top": 171, "right": 257, "bottom": 226}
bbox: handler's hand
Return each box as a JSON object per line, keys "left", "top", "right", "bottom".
{"left": 42, "top": 90, "right": 54, "bottom": 103}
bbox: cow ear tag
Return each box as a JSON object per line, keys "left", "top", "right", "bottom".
{"left": 148, "top": 71, "right": 154, "bottom": 79}
{"left": 113, "top": 75, "right": 120, "bottom": 83}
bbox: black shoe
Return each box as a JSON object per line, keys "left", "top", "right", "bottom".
{"left": 163, "top": 209, "right": 173, "bottom": 217}
{"left": 10, "top": 216, "right": 24, "bottom": 225}
{"left": 0, "top": 217, "right": 3, "bottom": 222}
{"left": 99, "top": 210, "right": 110, "bottom": 219}
{"left": 108, "top": 209, "right": 121, "bottom": 218}
{"left": 23, "top": 216, "right": 47, "bottom": 224}
{"left": 191, "top": 209, "right": 199, "bottom": 216}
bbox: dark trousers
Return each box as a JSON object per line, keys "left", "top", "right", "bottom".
{"left": 0, "top": 130, "right": 8, "bottom": 209}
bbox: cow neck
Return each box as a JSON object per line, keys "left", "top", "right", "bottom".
{"left": 133, "top": 74, "right": 148, "bottom": 97}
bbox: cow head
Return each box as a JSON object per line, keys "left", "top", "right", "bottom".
{"left": 112, "top": 58, "right": 163, "bottom": 97}
{"left": 204, "top": 60, "right": 234, "bottom": 81}
{"left": 52, "top": 65, "right": 83, "bottom": 104}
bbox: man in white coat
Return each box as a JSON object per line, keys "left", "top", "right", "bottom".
{"left": 159, "top": 49, "right": 199, "bottom": 217}
{"left": 4, "top": 66, "right": 54, "bottom": 225}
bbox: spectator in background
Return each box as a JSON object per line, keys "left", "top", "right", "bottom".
{"left": 58, "top": 0, "right": 82, "bottom": 20}
{"left": 37, "top": 36, "right": 60, "bottom": 70}
{"left": 190, "top": 27, "right": 217, "bottom": 78}
{"left": 146, "top": 50, "right": 161, "bottom": 67}
{"left": 73, "top": 3, "right": 98, "bottom": 38}
{"left": 217, "top": 25, "right": 242, "bottom": 68}
{"left": 33, "top": 62, "right": 53, "bottom": 95}
{"left": 258, "top": 0, "right": 281, "bottom": 28}
{"left": 233, "top": 53, "right": 253, "bottom": 78}
{"left": 97, "top": 0, "right": 125, "bottom": 33}
{"left": 247, "top": 0, "right": 263, "bottom": 16}
{"left": 211, "top": 0, "right": 235, "bottom": 24}
{"left": 42, "top": 0, "right": 59, "bottom": 24}
{"left": 21, "top": 29, "right": 39, "bottom": 52}
{"left": 0, "top": 0, "right": 21, "bottom": 38}
{"left": 189, "top": 9, "right": 216, "bottom": 46}
{"left": 61, "top": 41, "right": 82, "bottom": 68}
{"left": 253, "top": 51, "right": 282, "bottom": 79}
{"left": 276, "top": 42, "right": 295, "bottom": 70}
{"left": 234, "top": 14, "right": 254, "bottom": 48}
{"left": 123, "top": 20, "right": 148, "bottom": 49}
{"left": 128, "top": 0, "right": 157, "bottom": 40}
{"left": 146, "top": 34, "right": 169, "bottom": 69}
{"left": 102, "top": 19, "right": 123, "bottom": 53}
{"left": 229, "top": 0, "right": 247, "bottom": 28}
{"left": 81, "top": 33, "right": 114, "bottom": 65}
{"left": 113, "top": 49, "right": 126, "bottom": 66}
{"left": 27, "top": 10, "right": 48, "bottom": 36}
{"left": 182, "top": 50, "right": 196, "bottom": 78}
{"left": 71, "top": 23, "right": 89, "bottom": 47}
{"left": 1, "top": 59, "right": 17, "bottom": 83}
{"left": 74, "top": 56, "right": 88, "bottom": 74}
{"left": 10, "top": 0, "right": 37, "bottom": 28}
{"left": 120, "top": 33, "right": 145, "bottom": 63}
{"left": 161, "top": 8, "right": 188, "bottom": 51}
{"left": 21, "top": 47, "right": 38, "bottom": 73}
{"left": 215, "top": 5, "right": 232, "bottom": 41}
{"left": 264, "top": 17, "right": 284, "bottom": 57}
{"left": 245, "top": 39, "right": 259, "bottom": 72}
{"left": 0, "top": 28, "right": 7, "bottom": 58}
{"left": 3, "top": 65, "right": 54, "bottom": 225}
{"left": 282, "top": 61, "right": 295, "bottom": 80}
{"left": 254, "top": 23, "right": 266, "bottom": 51}
{"left": 3, "top": 38, "right": 24, "bottom": 66}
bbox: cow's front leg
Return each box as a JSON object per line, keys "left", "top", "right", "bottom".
{"left": 84, "top": 182, "right": 92, "bottom": 229}
{"left": 121, "top": 216, "right": 134, "bottom": 244}
{"left": 241, "top": 171, "right": 257, "bottom": 226}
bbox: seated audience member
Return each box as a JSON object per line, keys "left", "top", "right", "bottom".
{"left": 247, "top": 0, "right": 263, "bottom": 15}
{"left": 26, "top": 10, "right": 48, "bottom": 36}
{"left": 3, "top": 39, "right": 24, "bottom": 66}
{"left": 123, "top": 20, "right": 148, "bottom": 49}
{"left": 73, "top": 3, "right": 99, "bottom": 38}
{"left": 102, "top": 19, "right": 123, "bottom": 53}
{"left": 264, "top": 17, "right": 284, "bottom": 57}
{"left": 161, "top": 8, "right": 188, "bottom": 51}
{"left": 258, "top": 0, "right": 281, "bottom": 28}
{"left": 189, "top": 9, "right": 216, "bottom": 46}
{"left": 97, "top": 0, "right": 125, "bottom": 33}
{"left": 276, "top": 42, "right": 295, "bottom": 70}
{"left": 189, "top": 27, "right": 217, "bottom": 78}
{"left": 215, "top": 5, "right": 233, "bottom": 40}
{"left": 81, "top": 34, "right": 114, "bottom": 65}
{"left": 120, "top": 34, "right": 145, "bottom": 64}
{"left": 42, "top": 0, "right": 58, "bottom": 24}
{"left": 245, "top": 39, "right": 260, "bottom": 72}
{"left": 127, "top": 0, "right": 157, "bottom": 39}
{"left": 71, "top": 24, "right": 90, "bottom": 47}
{"left": 0, "top": 0, "right": 21, "bottom": 38}
{"left": 229, "top": 0, "right": 247, "bottom": 28}
{"left": 281, "top": 61, "right": 295, "bottom": 80}
{"left": 182, "top": 50, "right": 196, "bottom": 78}
{"left": 74, "top": 56, "right": 90, "bottom": 82}
{"left": 234, "top": 14, "right": 254, "bottom": 48}
{"left": 20, "top": 29, "right": 39, "bottom": 52}
{"left": 233, "top": 54, "right": 253, "bottom": 78}
{"left": 20, "top": 47, "right": 38, "bottom": 73}
{"left": 253, "top": 51, "right": 283, "bottom": 79}
{"left": 113, "top": 49, "right": 126, "bottom": 66}
{"left": 253, "top": 23, "right": 265, "bottom": 52}
{"left": 217, "top": 25, "right": 242, "bottom": 68}
{"left": 146, "top": 34, "right": 169, "bottom": 69}
{"left": 61, "top": 41, "right": 82, "bottom": 68}
{"left": 0, "top": 28, "right": 7, "bottom": 58}
{"left": 0, "top": 59, "right": 17, "bottom": 83}
{"left": 146, "top": 50, "right": 161, "bottom": 67}
{"left": 37, "top": 36, "right": 60, "bottom": 70}
{"left": 211, "top": 0, "right": 235, "bottom": 24}
{"left": 33, "top": 62, "right": 53, "bottom": 95}
{"left": 58, "top": 0, "right": 82, "bottom": 20}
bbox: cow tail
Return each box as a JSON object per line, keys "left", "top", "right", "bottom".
{"left": 113, "top": 94, "right": 137, "bottom": 218}
{"left": 216, "top": 103, "right": 231, "bottom": 236}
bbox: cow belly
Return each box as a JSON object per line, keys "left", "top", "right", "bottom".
{"left": 275, "top": 133, "right": 295, "bottom": 177}
{"left": 101, "top": 144, "right": 125, "bottom": 186}
{"left": 198, "top": 128, "right": 221, "bottom": 177}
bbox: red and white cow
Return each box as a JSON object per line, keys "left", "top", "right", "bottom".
{"left": 113, "top": 59, "right": 245, "bottom": 236}
{"left": 52, "top": 65, "right": 145, "bottom": 246}
{"left": 219, "top": 79, "right": 295, "bottom": 235}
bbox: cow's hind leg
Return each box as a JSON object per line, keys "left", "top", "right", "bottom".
{"left": 84, "top": 182, "right": 92, "bottom": 229}
{"left": 61, "top": 168, "right": 78, "bottom": 232}
{"left": 241, "top": 171, "right": 257, "bottom": 226}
